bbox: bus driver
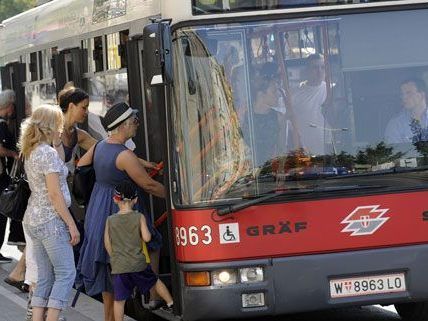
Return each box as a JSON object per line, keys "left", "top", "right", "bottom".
{"left": 385, "top": 78, "right": 428, "bottom": 144}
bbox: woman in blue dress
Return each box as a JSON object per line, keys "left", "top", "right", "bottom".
{"left": 76, "top": 102, "right": 165, "bottom": 321}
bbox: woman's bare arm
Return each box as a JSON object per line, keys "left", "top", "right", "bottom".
{"left": 104, "top": 220, "right": 112, "bottom": 256}
{"left": 116, "top": 150, "right": 166, "bottom": 198}
{"left": 77, "top": 129, "right": 97, "bottom": 151}
{"left": 76, "top": 144, "right": 95, "bottom": 167}
{"left": 46, "top": 173, "right": 80, "bottom": 245}
{"left": 140, "top": 215, "right": 152, "bottom": 243}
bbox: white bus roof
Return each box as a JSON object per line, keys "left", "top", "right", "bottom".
{"left": 0, "top": 0, "right": 159, "bottom": 60}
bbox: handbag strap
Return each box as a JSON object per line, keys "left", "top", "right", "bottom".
{"left": 90, "top": 141, "right": 100, "bottom": 165}
{"left": 10, "top": 156, "right": 25, "bottom": 179}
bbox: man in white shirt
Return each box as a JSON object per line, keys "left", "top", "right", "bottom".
{"left": 291, "top": 53, "right": 329, "bottom": 155}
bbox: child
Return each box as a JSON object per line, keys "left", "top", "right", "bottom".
{"left": 104, "top": 181, "right": 173, "bottom": 321}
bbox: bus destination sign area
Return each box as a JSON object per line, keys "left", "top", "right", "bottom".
{"left": 193, "top": 0, "right": 403, "bottom": 15}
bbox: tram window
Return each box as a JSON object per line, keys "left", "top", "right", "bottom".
{"left": 93, "top": 36, "right": 104, "bottom": 72}
{"left": 30, "top": 52, "right": 38, "bottom": 82}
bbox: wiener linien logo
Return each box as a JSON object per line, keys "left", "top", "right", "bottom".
{"left": 341, "top": 205, "right": 390, "bottom": 236}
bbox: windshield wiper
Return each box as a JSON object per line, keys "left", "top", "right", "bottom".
{"left": 216, "top": 185, "right": 386, "bottom": 216}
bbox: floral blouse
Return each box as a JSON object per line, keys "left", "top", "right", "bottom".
{"left": 23, "top": 143, "right": 71, "bottom": 227}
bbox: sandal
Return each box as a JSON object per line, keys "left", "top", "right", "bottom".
{"left": 4, "top": 277, "right": 29, "bottom": 293}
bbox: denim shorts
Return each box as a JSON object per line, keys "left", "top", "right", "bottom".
{"left": 24, "top": 216, "right": 76, "bottom": 310}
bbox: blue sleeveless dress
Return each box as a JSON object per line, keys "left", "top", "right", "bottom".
{"left": 76, "top": 140, "right": 162, "bottom": 295}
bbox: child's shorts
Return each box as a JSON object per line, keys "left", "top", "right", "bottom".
{"left": 112, "top": 265, "right": 158, "bottom": 301}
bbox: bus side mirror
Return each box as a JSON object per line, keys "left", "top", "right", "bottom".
{"left": 142, "top": 20, "right": 172, "bottom": 86}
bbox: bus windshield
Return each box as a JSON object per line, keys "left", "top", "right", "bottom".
{"left": 171, "top": 9, "right": 428, "bottom": 206}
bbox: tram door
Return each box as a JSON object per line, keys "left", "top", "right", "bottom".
{"left": 52, "top": 48, "right": 85, "bottom": 93}
{"left": 0, "top": 62, "right": 26, "bottom": 138}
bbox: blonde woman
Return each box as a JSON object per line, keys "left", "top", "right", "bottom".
{"left": 20, "top": 105, "right": 80, "bottom": 321}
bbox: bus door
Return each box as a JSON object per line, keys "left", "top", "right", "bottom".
{"left": 52, "top": 48, "right": 85, "bottom": 93}
{"left": 127, "top": 32, "right": 179, "bottom": 315}
{"left": 127, "top": 34, "right": 169, "bottom": 260}
{"left": 0, "top": 62, "right": 26, "bottom": 137}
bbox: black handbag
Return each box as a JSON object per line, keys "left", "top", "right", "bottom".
{"left": 0, "top": 158, "right": 31, "bottom": 221}
{"left": 72, "top": 142, "right": 99, "bottom": 206}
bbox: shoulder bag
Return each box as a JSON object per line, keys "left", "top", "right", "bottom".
{"left": 0, "top": 158, "right": 31, "bottom": 221}
{"left": 72, "top": 142, "right": 99, "bottom": 206}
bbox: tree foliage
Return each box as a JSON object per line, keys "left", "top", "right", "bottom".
{"left": 355, "top": 142, "right": 403, "bottom": 166}
{"left": 0, "top": 0, "right": 36, "bottom": 22}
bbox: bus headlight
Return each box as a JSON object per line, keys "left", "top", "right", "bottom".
{"left": 240, "top": 267, "right": 264, "bottom": 283}
{"left": 212, "top": 269, "right": 237, "bottom": 285}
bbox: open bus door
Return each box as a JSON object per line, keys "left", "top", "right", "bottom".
{"left": 126, "top": 29, "right": 180, "bottom": 318}
{"left": 0, "top": 62, "right": 26, "bottom": 139}
{"left": 52, "top": 48, "right": 85, "bottom": 94}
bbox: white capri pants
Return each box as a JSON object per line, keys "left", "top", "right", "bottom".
{"left": 23, "top": 227, "right": 37, "bottom": 285}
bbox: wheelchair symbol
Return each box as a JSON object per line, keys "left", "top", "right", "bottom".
{"left": 222, "top": 226, "right": 236, "bottom": 242}
{"left": 219, "top": 223, "right": 239, "bottom": 244}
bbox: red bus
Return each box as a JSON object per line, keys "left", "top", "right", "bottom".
{"left": 145, "top": 1, "right": 428, "bottom": 320}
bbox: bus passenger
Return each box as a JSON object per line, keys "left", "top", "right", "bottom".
{"left": 290, "top": 53, "right": 329, "bottom": 155}
{"left": 55, "top": 87, "right": 97, "bottom": 273}
{"left": 249, "top": 62, "right": 292, "bottom": 167}
{"left": 385, "top": 78, "right": 428, "bottom": 144}
{"left": 4, "top": 91, "right": 33, "bottom": 294}
{"left": 55, "top": 87, "right": 97, "bottom": 171}
{"left": 76, "top": 102, "right": 166, "bottom": 321}
{"left": 104, "top": 180, "right": 173, "bottom": 321}
{"left": 0, "top": 90, "right": 28, "bottom": 293}
{"left": 20, "top": 105, "right": 80, "bottom": 321}
{"left": 0, "top": 90, "right": 20, "bottom": 264}
{"left": 231, "top": 65, "right": 248, "bottom": 127}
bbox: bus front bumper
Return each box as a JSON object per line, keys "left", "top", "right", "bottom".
{"left": 179, "top": 244, "right": 428, "bottom": 321}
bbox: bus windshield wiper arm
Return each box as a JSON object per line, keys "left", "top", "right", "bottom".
{"left": 216, "top": 185, "right": 386, "bottom": 216}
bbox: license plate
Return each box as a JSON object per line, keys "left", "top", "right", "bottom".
{"left": 330, "top": 273, "right": 406, "bottom": 298}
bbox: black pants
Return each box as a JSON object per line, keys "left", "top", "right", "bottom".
{"left": 8, "top": 220, "right": 25, "bottom": 244}
{"left": 0, "top": 215, "right": 6, "bottom": 250}
{"left": 0, "top": 174, "right": 10, "bottom": 250}
{"left": 0, "top": 215, "right": 25, "bottom": 248}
